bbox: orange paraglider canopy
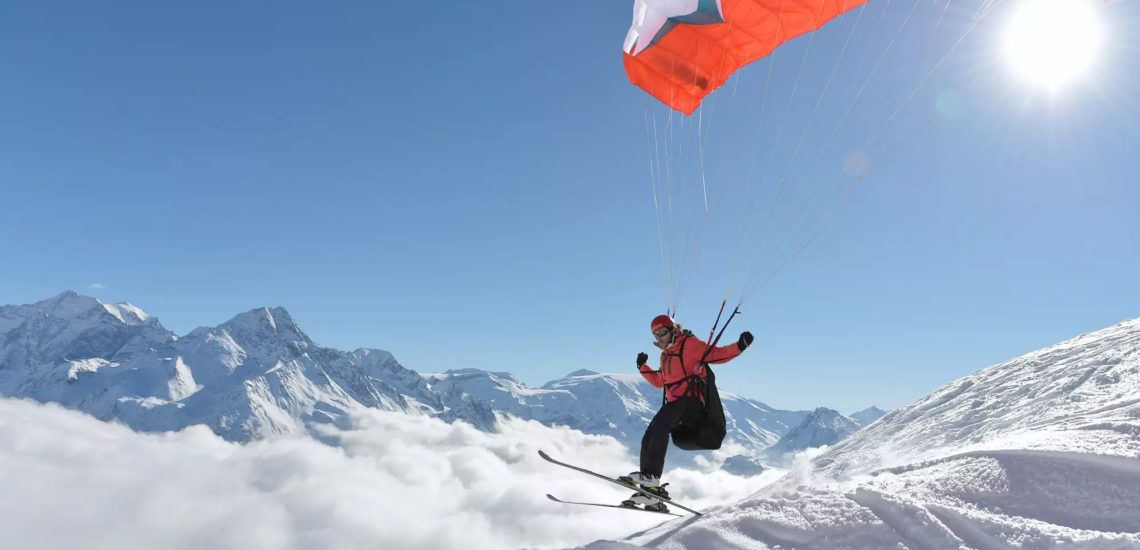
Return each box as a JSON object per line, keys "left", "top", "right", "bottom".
{"left": 623, "top": 0, "right": 872, "bottom": 115}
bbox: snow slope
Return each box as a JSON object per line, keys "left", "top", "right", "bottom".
{"left": 588, "top": 317, "right": 1140, "bottom": 549}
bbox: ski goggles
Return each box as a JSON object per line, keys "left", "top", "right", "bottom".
{"left": 653, "top": 327, "right": 672, "bottom": 338}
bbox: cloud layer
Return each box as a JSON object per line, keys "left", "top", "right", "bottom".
{"left": 0, "top": 399, "right": 777, "bottom": 549}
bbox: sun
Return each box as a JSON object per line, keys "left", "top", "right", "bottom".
{"left": 1004, "top": 0, "right": 1104, "bottom": 90}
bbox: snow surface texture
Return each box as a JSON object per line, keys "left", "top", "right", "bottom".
{"left": 0, "top": 292, "right": 881, "bottom": 463}
{"left": 584, "top": 318, "right": 1140, "bottom": 549}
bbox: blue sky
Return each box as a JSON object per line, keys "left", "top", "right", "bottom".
{"left": 3, "top": 0, "right": 1138, "bottom": 412}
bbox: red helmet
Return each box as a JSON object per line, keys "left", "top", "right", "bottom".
{"left": 650, "top": 314, "right": 675, "bottom": 333}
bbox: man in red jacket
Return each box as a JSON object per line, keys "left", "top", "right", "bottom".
{"left": 622, "top": 314, "right": 753, "bottom": 510}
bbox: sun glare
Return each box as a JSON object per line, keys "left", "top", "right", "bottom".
{"left": 1004, "top": 0, "right": 1103, "bottom": 90}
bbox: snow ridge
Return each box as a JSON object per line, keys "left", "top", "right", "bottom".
{"left": 600, "top": 316, "right": 1140, "bottom": 549}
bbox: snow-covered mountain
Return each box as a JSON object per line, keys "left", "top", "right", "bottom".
{"left": 849, "top": 405, "right": 887, "bottom": 426}
{"left": 751, "top": 406, "right": 887, "bottom": 465}
{"left": 592, "top": 316, "right": 1140, "bottom": 548}
{"left": 0, "top": 292, "right": 840, "bottom": 456}
{"left": 0, "top": 292, "right": 440, "bottom": 440}
{"left": 428, "top": 367, "right": 805, "bottom": 453}
{"left": 762, "top": 407, "right": 863, "bottom": 464}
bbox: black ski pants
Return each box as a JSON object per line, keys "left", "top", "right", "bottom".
{"left": 640, "top": 396, "right": 704, "bottom": 477}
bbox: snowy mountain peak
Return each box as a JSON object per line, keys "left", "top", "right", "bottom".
{"left": 850, "top": 405, "right": 887, "bottom": 427}
{"left": 38, "top": 291, "right": 109, "bottom": 320}
{"left": 564, "top": 369, "right": 599, "bottom": 378}
{"left": 219, "top": 306, "right": 308, "bottom": 344}
{"left": 439, "top": 368, "right": 519, "bottom": 383}
{"left": 801, "top": 407, "right": 860, "bottom": 431}
{"left": 763, "top": 407, "right": 861, "bottom": 463}
{"left": 101, "top": 302, "right": 151, "bottom": 325}
{"left": 8, "top": 291, "right": 157, "bottom": 328}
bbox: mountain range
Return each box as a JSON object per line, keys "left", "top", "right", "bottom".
{"left": 0, "top": 292, "right": 885, "bottom": 458}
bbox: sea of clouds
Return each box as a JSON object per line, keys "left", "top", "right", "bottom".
{"left": 0, "top": 398, "right": 782, "bottom": 549}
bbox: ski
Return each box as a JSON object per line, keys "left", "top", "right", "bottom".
{"left": 537, "top": 449, "right": 704, "bottom": 516}
{"left": 546, "top": 494, "right": 683, "bottom": 516}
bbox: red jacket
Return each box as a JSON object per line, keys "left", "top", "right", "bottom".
{"left": 638, "top": 330, "right": 742, "bottom": 402}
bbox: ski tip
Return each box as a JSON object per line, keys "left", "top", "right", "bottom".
{"left": 537, "top": 449, "right": 553, "bottom": 460}
{"left": 546, "top": 493, "right": 559, "bottom": 502}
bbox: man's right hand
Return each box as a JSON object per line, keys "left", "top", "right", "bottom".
{"left": 636, "top": 352, "right": 649, "bottom": 367}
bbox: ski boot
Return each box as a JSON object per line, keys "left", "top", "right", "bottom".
{"left": 617, "top": 471, "right": 662, "bottom": 490}
{"left": 618, "top": 472, "right": 671, "bottom": 510}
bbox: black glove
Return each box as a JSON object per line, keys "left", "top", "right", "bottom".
{"left": 636, "top": 352, "right": 649, "bottom": 367}
{"left": 737, "top": 331, "right": 754, "bottom": 351}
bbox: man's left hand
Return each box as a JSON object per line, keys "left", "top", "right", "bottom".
{"left": 737, "top": 331, "right": 754, "bottom": 351}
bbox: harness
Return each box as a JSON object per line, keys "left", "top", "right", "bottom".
{"left": 659, "top": 333, "right": 708, "bottom": 407}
